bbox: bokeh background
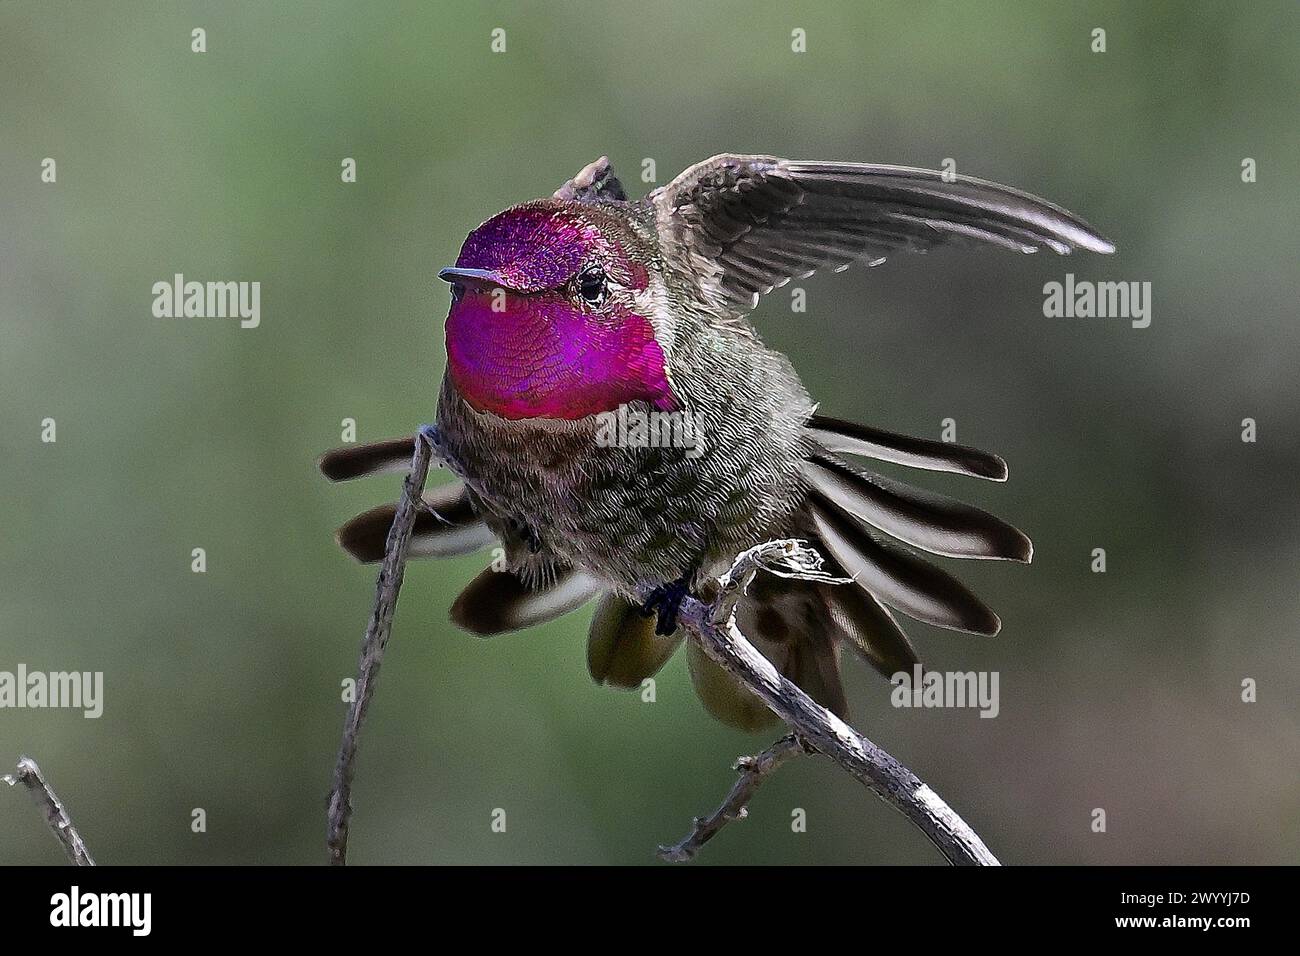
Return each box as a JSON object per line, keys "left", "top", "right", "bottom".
{"left": 2, "top": 0, "right": 1296, "bottom": 865}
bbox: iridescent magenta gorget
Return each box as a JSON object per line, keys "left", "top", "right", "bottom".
{"left": 444, "top": 203, "right": 676, "bottom": 421}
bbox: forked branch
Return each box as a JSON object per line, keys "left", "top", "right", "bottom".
{"left": 657, "top": 733, "right": 809, "bottom": 862}
{"left": 664, "top": 539, "right": 999, "bottom": 865}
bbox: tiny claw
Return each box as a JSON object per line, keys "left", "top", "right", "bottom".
{"left": 640, "top": 577, "right": 692, "bottom": 636}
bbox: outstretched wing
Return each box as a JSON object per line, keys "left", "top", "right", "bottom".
{"left": 649, "top": 154, "right": 1114, "bottom": 313}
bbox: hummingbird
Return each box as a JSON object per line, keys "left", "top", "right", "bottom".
{"left": 320, "top": 154, "right": 1113, "bottom": 730}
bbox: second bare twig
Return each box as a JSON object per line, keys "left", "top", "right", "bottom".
{"left": 669, "top": 539, "right": 1000, "bottom": 866}
{"left": 656, "top": 733, "right": 808, "bottom": 862}
{"left": 4, "top": 755, "right": 96, "bottom": 866}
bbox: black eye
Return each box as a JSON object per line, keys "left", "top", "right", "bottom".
{"left": 577, "top": 265, "right": 607, "bottom": 306}
{"left": 450, "top": 282, "right": 465, "bottom": 304}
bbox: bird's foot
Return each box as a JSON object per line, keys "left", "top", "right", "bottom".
{"left": 640, "top": 575, "right": 693, "bottom": 636}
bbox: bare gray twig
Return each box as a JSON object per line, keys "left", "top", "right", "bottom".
{"left": 669, "top": 539, "right": 1000, "bottom": 866}
{"left": 657, "top": 733, "right": 807, "bottom": 862}
{"left": 326, "top": 430, "right": 437, "bottom": 866}
{"left": 4, "top": 755, "right": 96, "bottom": 866}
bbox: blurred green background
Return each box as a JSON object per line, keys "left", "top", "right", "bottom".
{"left": 2, "top": 0, "right": 1297, "bottom": 865}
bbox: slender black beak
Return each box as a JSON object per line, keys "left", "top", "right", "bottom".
{"left": 438, "top": 267, "right": 507, "bottom": 288}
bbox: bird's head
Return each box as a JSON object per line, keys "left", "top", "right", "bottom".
{"left": 439, "top": 200, "right": 677, "bottom": 422}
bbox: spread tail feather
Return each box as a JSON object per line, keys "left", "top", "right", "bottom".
{"left": 810, "top": 496, "right": 1002, "bottom": 635}
{"left": 586, "top": 594, "right": 682, "bottom": 689}
{"left": 687, "top": 641, "right": 782, "bottom": 732}
{"left": 451, "top": 566, "right": 600, "bottom": 636}
{"left": 318, "top": 436, "right": 416, "bottom": 481}
{"left": 806, "top": 413, "right": 1008, "bottom": 480}
{"left": 334, "top": 481, "right": 493, "bottom": 562}
{"left": 801, "top": 454, "right": 1032, "bottom": 562}
{"left": 816, "top": 580, "right": 920, "bottom": 681}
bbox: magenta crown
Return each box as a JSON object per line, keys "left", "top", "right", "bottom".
{"left": 455, "top": 203, "right": 614, "bottom": 293}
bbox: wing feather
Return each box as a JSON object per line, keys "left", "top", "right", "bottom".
{"left": 651, "top": 154, "right": 1113, "bottom": 312}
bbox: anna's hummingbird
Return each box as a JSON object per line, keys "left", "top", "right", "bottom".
{"left": 321, "top": 154, "right": 1113, "bottom": 730}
